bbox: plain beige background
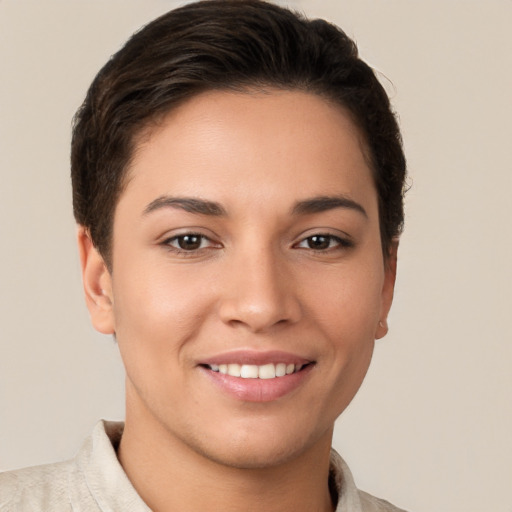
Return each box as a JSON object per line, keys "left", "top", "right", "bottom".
{"left": 1, "top": 1, "right": 511, "bottom": 511}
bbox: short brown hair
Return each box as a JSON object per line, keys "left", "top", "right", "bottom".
{"left": 71, "top": 0, "right": 406, "bottom": 267}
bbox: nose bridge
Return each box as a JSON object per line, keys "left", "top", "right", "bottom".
{"left": 218, "top": 241, "right": 301, "bottom": 332}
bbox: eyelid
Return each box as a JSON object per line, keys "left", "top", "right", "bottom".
{"left": 166, "top": 233, "right": 210, "bottom": 247}
{"left": 157, "top": 226, "right": 219, "bottom": 243}
{"left": 160, "top": 229, "right": 223, "bottom": 255}
{"left": 293, "top": 230, "right": 355, "bottom": 251}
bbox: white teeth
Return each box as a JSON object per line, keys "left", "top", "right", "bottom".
{"left": 227, "top": 363, "right": 241, "bottom": 377}
{"left": 209, "top": 362, "right": 306, "bottom": 379}
{"left": 240, "top": 364, "right": 259, "bottom": 378}
{"left": 258, "top": 363, "right": 276, "bottom": 379}
{"left": 275, "top": 363, "right": 286, "bottom": 377}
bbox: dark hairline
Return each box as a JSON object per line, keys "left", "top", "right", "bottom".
{"left": 71, "top": 0, "right": 406, "bottom": 269}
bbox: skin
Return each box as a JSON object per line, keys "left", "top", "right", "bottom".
{"left": 79, "top": 89, "right": 397, "bottom": 512}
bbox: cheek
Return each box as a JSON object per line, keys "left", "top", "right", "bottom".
{"left": 314, "top": 268, "right": 381, "bottom": 415}
{"left": 303, "top": 261, "right": 384, "bottom": 339}
{"left": 110, "top": 261, "right": 212, "bottom": 371}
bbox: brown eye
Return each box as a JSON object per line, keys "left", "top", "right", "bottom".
{"left": 177, "top": 234, "right": 202, "bottom": 250}
{"left": 306, "top": 235, "right": 332, "bottom": 250}
{"left": 296, "top": 234, "right": 352, "bottom": 251}
{"left": 166, "top": 234, "right": 207, "bottom": 251}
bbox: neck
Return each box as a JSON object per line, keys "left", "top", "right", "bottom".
{"left": 118, "top": 387, "right": 335, "bottom": 512}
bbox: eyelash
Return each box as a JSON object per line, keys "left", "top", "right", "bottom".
{"left": 162, "top": 232, "right": 353, "bottom": 255}
{"left": 162, "top": 233, "right": 219, "bottom": 255}
{"left": 294, "top": 234, "right": 353, "bottom": 252}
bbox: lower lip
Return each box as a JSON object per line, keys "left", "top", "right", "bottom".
{"left": 200, "top": 365, "right": 314, "bottom": 402}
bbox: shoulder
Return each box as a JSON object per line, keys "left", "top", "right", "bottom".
{"left": 0, "top": 421, "right": 144, "bottom": 512}
{"left": 329, "top": 449, "right": 410, "bottom": 512}
{"left": 358, "top": 490, "right": 409, "bottom": 512}
{"left": 0, "top": 459, "right": 76, "bottom": 511}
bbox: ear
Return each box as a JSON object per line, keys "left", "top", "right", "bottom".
{"left": 77, "top": 226, "right": 115, "bottom": 335}
{"left": 375, "top": 240, "right": 398, "bottom": 340}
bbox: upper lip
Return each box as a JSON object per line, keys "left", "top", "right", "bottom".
{"left": 199, "top": 350, "right": 314, "bottom": 367}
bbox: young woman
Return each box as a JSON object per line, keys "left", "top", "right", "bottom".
{"left": 1, "top": 1, "right": 407, "bottom": 510}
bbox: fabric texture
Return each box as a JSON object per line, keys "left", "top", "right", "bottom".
{"left": 0, "top": 421, "right": 407, "bottom": 511}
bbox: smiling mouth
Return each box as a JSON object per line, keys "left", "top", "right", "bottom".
{"left": 203, "top": 362, "right": 312, "bottom": 379}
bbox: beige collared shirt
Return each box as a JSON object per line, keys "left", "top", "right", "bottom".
{"left": 0, "top": 421, "right": 407, "bottom": 511}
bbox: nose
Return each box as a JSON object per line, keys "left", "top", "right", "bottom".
{"left": 217, "top": 247, "right": 302, "bottom": 333}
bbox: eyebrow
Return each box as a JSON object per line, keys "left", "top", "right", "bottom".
{"left": 143, "top": 196, "right": 227, "bottom": 216}
{"left": 291, "top": 195, "right": 368, "bottom": 218}
{"left": 142, "top": 194, "right": 367, "bottom": 219}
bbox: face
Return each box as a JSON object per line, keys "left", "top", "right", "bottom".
{"left": 81, "top": 90, "right": 396, "bottom": 469}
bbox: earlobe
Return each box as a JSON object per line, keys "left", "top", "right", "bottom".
{"left": 77, "top": 226, "right": 115, "bottom": 335}
{"left": 375, "top": 319, "right": 389, "bottom": 339}
{"left": 375, "top": 240, "right": 398, "bottom": 340}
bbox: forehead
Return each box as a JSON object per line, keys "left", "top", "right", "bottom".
{"left": 121, "top": 89, "right": 376, "bottom": 216}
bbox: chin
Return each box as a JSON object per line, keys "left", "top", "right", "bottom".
{"left": 181, "top": 421, "right": 332, "bottom": 471}
{"left": 194, "top": 442, "right": 307, "bottom": 470}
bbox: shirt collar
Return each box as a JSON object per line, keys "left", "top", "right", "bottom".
{"left": 74, "top": 420, "right": 151, "bottom": 511}
{"left": 329, "top": 448, "right": 364, "bottom": 512}
{"left": 76, "top": 420, "right": 362, "bottom": 512}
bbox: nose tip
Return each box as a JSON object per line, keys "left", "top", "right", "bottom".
{"left": 221, "top": 301, "right": 292, "bottom": 333}
{"left": 217, "top": 255, "right": 301, "bottom": 333}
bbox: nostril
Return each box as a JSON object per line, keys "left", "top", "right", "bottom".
{"left": 216, "top": 262, "right": 302, "bottom": 331}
